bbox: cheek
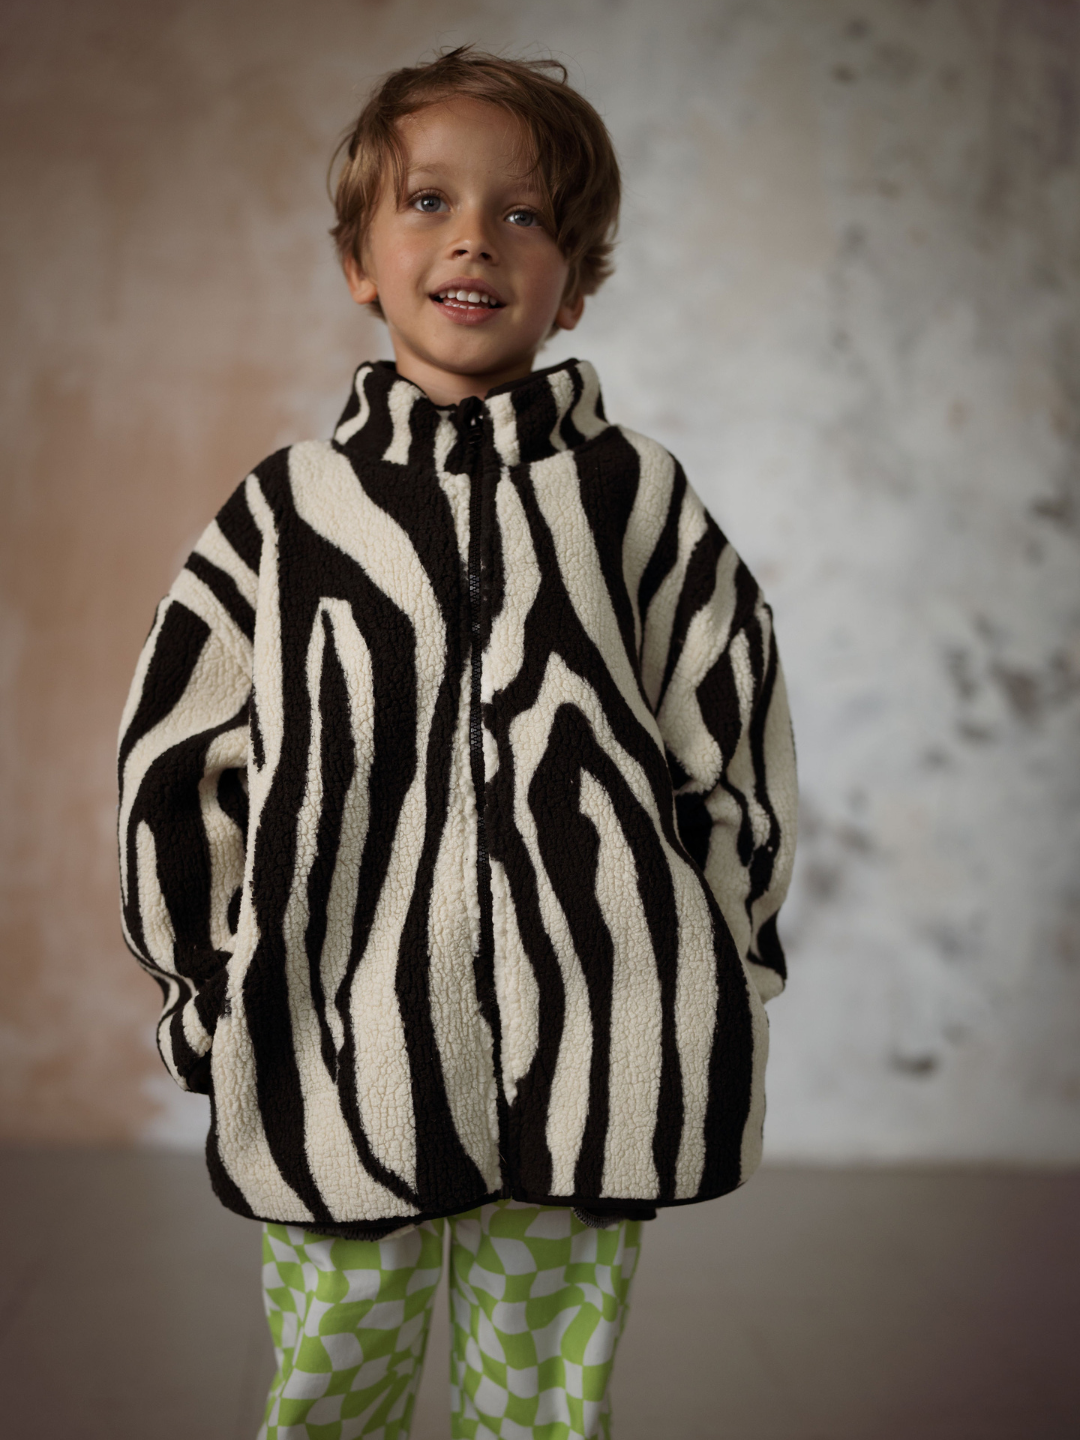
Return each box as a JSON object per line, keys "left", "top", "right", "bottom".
{"left": 363, "top": 221, "right": 428, "bottom": 300}
{"left": 524, "top": 251, "right": 572, "bottom": 318}
{"left": 377, "top": 244, "right": 416, "bottom": 293}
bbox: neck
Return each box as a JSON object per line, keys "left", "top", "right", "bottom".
{"left": 386, "top": 343, "right": 539, "bottom": 407}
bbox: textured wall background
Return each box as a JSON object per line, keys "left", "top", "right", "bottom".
{"left": 2, "top": 0, "right": 1078, "bottom": 1160}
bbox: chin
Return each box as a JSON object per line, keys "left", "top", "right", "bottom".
{"left": 432, "top": 344, "right": 532, "bottom": 376}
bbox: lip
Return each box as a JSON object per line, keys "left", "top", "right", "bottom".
{"left": 430, "top": 276, "right": 506, "bottom": 326}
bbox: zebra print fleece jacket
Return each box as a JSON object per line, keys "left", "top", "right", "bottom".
{"left": 118, "top": 356, "right": 797, "bottom": 1233}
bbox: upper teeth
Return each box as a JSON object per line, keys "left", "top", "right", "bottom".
{"left": 439, "top": 289, "right": 499, "bottom": 306}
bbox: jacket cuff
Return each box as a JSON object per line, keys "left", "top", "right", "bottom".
{"left": 744, "top": 958, "right": 785, "bottom": 1004}
{"left": 193, "top": 965, "right": 230, "bottom": 1037}
{"left": 180, "top": 1051, "right": 214, "bottom": 1095}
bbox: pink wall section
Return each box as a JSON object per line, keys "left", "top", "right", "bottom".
{"left": 0, "top": 0, "right": 386, "bottom": 1141}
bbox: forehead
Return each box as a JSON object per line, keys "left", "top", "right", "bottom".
{"left": 397, "top": 98, "right": 539, "bottom": 185}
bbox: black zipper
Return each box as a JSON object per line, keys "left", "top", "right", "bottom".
{"left": 463, "top": 403, "right": 510, "bottom": 1196}
{"left": 465, "top": 408, "right": 488, "bottom": 879}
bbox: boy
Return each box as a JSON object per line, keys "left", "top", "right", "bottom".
{"left": 117, "top": 46, "right": 796, "bottom": 1440}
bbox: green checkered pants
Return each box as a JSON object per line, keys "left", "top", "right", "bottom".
{"left": 258, "top": 1200, "right": 642, "bottom": 1440}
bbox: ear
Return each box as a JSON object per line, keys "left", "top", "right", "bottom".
{"left": 554, "top": 289, "right": 585, "bottom": 332}
{"left": 343, "top": 251, "right": 378, "bottom": 307}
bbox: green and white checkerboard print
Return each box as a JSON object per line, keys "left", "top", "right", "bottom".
{"left": 258, "top": 1201, "right": 642, "bottom": 1440}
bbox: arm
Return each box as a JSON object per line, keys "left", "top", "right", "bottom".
{"left": 641, "top": 477, "right": 797, "bottom": 1002}
{"left": 117, "top": 481, "right": 260, "bottom": 1092}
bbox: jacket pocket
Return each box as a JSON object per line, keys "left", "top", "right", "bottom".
{"left": 180, "top": 963, "right": 232, "bottom": 1094}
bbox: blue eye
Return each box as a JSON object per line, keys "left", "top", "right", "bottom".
{"left": 413, "top": 193, "right": 445, "bottom": 213}
{"left": 507, "top": 208, "right": 539, "bottom": 227}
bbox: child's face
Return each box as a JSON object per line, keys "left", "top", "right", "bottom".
{"left": 344, "top": 97, "right": 584, "bottom": 405}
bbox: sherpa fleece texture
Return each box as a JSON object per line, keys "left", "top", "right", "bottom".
{"left": 117, "top": 357, "right": 797, "bottom": 1230}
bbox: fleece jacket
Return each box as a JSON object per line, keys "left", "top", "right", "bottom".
{"left": 117, "top": 356, "right": 797, "bottom": 1231}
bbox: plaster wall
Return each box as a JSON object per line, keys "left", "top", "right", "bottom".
{"left": 1, "top": 0, "right": 1078, "bottom": 1160}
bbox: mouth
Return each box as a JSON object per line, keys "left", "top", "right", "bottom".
{"left": 430, "top": 280, "right": 506, "bottom": 324}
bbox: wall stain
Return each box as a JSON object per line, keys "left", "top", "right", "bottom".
{"left": 890, "top": 1052, "right": 940, "bottom": 1077}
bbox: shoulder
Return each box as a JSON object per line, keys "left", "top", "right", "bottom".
{"left": 164, "top": 439, "right": 342, "bottom": 628}
{"left": 609, "top": 425, "right": 676, "bottom": 474}
{"left": 247, "top": 439, "right": 338, "bottom": 498}
{"left": 582, "top": 421, "right": 675, "bottom": 476}
{"left": 223, "top": 439, "right": 343, "bottom": 525}
{"left": 600, "top": 424, "right": 716, "bottom": 535}
{"left": 572, "top": 421, "right": 684, "bottom": 499}
{"left": 604, "top": 428, "right": 760, "bottom": 607}
{"left": 607, "top": 426, "right": 704, "bottom": 513}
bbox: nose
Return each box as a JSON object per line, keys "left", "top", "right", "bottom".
{"left": 453, "top": 241, "right": 494, "bottom": 261}
{"left": 449, "top": 206, "right": 498, "bottom": 264}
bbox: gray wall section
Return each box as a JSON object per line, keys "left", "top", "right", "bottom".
{"left": 2, "top": 0, "right": 1078, "bottom": 1159}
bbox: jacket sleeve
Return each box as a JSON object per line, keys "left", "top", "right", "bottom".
{"left": 640, "top": 473, "right": 797, "bottom": 1003}
{"left": 117, "top": 481, "right": 261, "bottom": 1092}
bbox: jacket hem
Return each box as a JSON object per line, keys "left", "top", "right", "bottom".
{"left": 219, "top": 1178, "right": 753, "bottom": 1233}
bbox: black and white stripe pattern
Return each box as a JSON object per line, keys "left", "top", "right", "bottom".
{"left": 118, "top": 358, "right": 797, "bottom": 1227}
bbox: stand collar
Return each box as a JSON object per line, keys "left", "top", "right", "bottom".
{"left": 332, "top": 356, "right": 609, "bottom": 469}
